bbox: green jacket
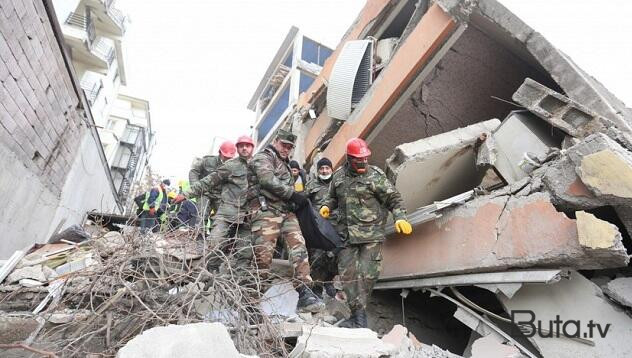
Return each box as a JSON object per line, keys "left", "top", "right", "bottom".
{"left": 189, "top": 155, "right": 224, "bottom": 206}
{"left": 247, "top": 145, "right": 294, "bottom": 213}
{"left": 189, "top": 157, "right": 250, "bottom": 223}
{"left": 305, "top": 177, "right": 331, "bottom": 208}
{"left": 326, "top": 164, "right": 407, "bottom": 244}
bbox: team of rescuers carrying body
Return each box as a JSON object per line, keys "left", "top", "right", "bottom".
{"left": 141, "top": 130, "right": 413, "bottom": 329}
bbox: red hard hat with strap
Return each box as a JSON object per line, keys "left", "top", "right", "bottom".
{"left": 346, "top": 138, "right": 371, "bottom": 158}
{"left": 219, "top": 141, "right": 236, "bottom": 158}
{"left": 236, "top": 135, "right": 255, "bottom": 146}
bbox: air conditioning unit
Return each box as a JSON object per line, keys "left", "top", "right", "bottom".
{"left": 375, "top": 37, "right": 399, "bottom": 68}
{"left": 327, "top": 40, "right": 374, "bottom": 120}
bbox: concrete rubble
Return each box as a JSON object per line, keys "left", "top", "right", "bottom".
{"left": 117, "top": 322, "right": 247, "bottom": 358}
{"left": 2, "top": 0, "right": 632, "bottom": 357}
{"left": 603, "top": 277, "right": 632, "bottom": 308}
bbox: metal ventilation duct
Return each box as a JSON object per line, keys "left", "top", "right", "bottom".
{"left": 327, "top": 40, "right": 373, "bottom": 120}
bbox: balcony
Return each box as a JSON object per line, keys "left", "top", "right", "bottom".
{"left": 99, "top": 0, "right": 127, "bottom": 35}
{"left": 64, "top": 12, "right": 116, "bottom": 70}
{"left": 80, "top": 77, "right": 103, "bottom": 105}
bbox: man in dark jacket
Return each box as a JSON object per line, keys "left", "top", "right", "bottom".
{"left": 305, "top": 157, "right": 337, "bottom": 298}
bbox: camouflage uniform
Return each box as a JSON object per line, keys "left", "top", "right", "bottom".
{"left": 305, "top": 177, "right": 337, "bottom": 290}
{"left": 248, "top": 145, "right": 312, "bottom": 287}
{"left": 189, "top": 157, "right": 252, "bottom": 269}
{"left": 189, "top": 155, "right": 224, "bottom": 225}
{"left": 326, "top": 164, "right": 407, "bottom": 310}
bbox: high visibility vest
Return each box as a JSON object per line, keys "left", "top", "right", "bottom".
{"left": 142, "top": 189, "right": 164, "bottom": 211}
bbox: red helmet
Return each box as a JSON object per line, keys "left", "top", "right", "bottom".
{"left": 236, "top": 135, "right": 255, "bottom": 147}
{"left": 219, "top": 141, "right": 236, "bottom": 158}
{"left": 346, "top": 138, "right": 371, "bottom": 158}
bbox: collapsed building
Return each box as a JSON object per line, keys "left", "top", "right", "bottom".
{"left": 253, "top": 0, "right": 632, "bottom": 356}
{"left": 2, "top": 0, "right": 632, "bottom": 357}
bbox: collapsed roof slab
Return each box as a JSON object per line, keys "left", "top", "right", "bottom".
{"left": 385, "top": 119, "right": 500, "bottom": 212}
{"left": 438, "top": 0, "right": 632, "bottom": 135}
{"left": 380, "top": 192, "right": 629, "bottom": 281}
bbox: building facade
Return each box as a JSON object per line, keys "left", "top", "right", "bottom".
{"left": 248, "top": 26, "right": 333, "bottom": 149}
{"left": 103, "top": 93, "right": 154, "bottom": 209}
{"left": 0, "top": 0, "right": 122, "bottom": 257}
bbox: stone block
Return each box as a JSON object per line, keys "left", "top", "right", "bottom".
{"left": 117, "top": 322, "right": 241, "bottom": 358}
{"left": 289, "top": 326, "right": 396, "bottom": 358}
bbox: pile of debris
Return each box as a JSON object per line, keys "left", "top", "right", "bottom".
{"left": 0, "top": 224, "right": 294, "bottom": 356}
{"left": 0, "top": 223, "right": 465, "bottom": 357}
{"left": 373, "top": 77, "right": 632, "bottom": 357}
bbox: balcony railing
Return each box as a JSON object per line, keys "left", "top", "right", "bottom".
{"left": 65, "top": 12, "right": 96, "bottom": 45}
{"left": 80, "top": 78, "right": 103, "bottom": 105}
{"left": 92, "top": 38, "right": 116, "bottom": 65}
{"left": 103, "top": 0, "right": 126, "bottom": 33}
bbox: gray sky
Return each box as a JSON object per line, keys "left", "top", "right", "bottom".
{"left": 120, "top": 0, "right": 632, "bottom": 181}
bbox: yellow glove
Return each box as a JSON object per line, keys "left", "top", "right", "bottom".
{"left": 395, "top": 219, "right": 413, "bottom": 235}
{"left": 319, "top": 206, "right": 330, "bottom": 219}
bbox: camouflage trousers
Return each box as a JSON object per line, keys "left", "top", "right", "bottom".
{"left": 338, "top": 242, "right": 383, "bottom": 310}
{"left": 251, "top": 210, "right": 312, "bottom": 287}
{"left": 207, "top": 219, "right": 253, "bottom": 271}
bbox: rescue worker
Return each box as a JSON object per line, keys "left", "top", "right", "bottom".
{"left": 320, "top": 138, "right": 413, "bottom": 328}
{"left": 248, "top": 129, "right": 324, "bottom": 312}
{"left": 189, "top": 141, "right": 237, "bottom": 230}
{"left": 140, "top": 179, "right": 171, "bottom": 233}
{"left": 289, "top": 160, "right": 306, "bottom": 192}
{"left": 188, "top": 135, "right": 255, "bottom": 270}
{"left": 305, "top": 157, "right": 337, "bottom": 298}
{"left": 168, "top": 194, "right": 199, "bottom": 229}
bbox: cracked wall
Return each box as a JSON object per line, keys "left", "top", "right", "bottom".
{"left": 380, "top": 192, "right": 629, "bottom": 281}
{"left": 368, "top": 24, "right": 558, "bottom": 166}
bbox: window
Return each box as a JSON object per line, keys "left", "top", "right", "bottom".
{"left": 257, "top": 85, "right": 290, "bottom": 142}
{"left": 299, "top": 72, "right": 315, "bottom": 94}
{"left": 113, "top": 146, "right": 132, "bottom": 169}
{"left": 121, "top": 126, "right": 140, "bottom": 144}
{"left": 301, "top": 38, "right": 333, "bottom": 66}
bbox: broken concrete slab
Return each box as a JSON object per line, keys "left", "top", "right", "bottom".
{"left": 381, "top": 324, "right": 463, "bottom": 358}
{"left": 380, "top": 192, "right": 629, "bottom": 281}
{"left": 386, "top": 119, "right": 501, "bottom": 211}
{"left": 0, "top": 314, "right": 40, "bottom": 343}
{"left": 512, "top": 78, "right": 603, "bottom": 137}
{"left": 470, "top": 334, "right": 524, "bottom": 358}
{"left": 565, "top": 133, "right": 632, "bottom": 205}
{"left": 260, "top": 282, "right": 298, "bottom": 318}
{"left": 603, "top": 277, "right": 632, "bottom": 308}
{"left": 289, "top": 326, "right": 396, "bottom": 358}
{"left": 491, "top": 111, "right": 561, "bottom": 183}
{"left": 7, "top": 265, "right": 46, "bottom": 284}
{"left": 576, "top": 211, "right": 625, "bottom": 254}
{"left": 117, "top": 322, "right": 242, "bottom": 358}
{"left": 497, "top": 271, "right": 632, "bottom": 358}
{"left": 92, "top": 231, "right": 125, "bottom": 256}
{"left": 541, "top": 156, "right": 604, "bottom": 209}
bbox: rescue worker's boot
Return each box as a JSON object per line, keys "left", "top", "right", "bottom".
{"left": 339, "top": 308, "right": 368, "bottom": 328}
{"left": 296, "top": 285, "right": 325, "bottom": 313}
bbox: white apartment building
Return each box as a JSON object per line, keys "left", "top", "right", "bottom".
{"left": 103, "top": 93, "right": 154, "bottom": 208}
{"left": 53, "top": 0, "right": 127, "bottom": 127}
{"left": 248, "top": 27, "right": 333, "bottom": 149}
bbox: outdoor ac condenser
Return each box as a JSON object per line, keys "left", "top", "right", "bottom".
{"left": 326, "top": 40, "right": 374, "bottom": 121}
